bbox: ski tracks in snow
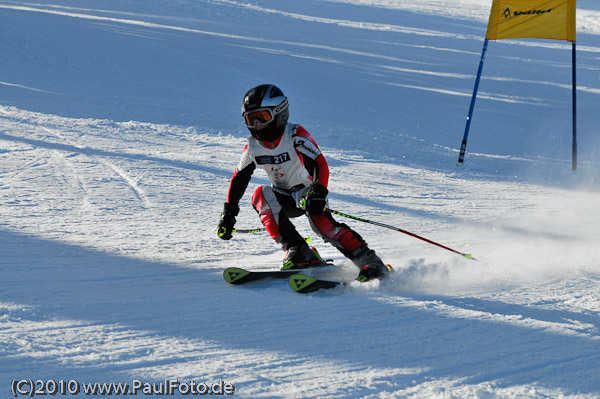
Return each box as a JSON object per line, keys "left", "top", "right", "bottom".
{"left": 2, "top": 1, "right": 600, "bottom": 397}
{"left": 38, "top": 125, "right": 153, "bottom": 209}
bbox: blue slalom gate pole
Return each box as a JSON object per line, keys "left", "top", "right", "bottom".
{"left": 457, "top": 39, "right": 489, "bottom": 167}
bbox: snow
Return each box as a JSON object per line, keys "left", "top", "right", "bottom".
{"left": 1, "top": 0, "right": 600, "bottom": 397}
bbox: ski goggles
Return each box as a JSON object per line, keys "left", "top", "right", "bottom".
{"left": 242, "top": 98, "right": 288, "bottom": 129}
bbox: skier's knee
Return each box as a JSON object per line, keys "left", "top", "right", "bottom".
{"left": 252, "top": 185, "right": 275, "bottom": 214}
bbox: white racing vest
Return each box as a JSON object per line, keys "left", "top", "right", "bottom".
{"left": 238, "top": 124, "right": 320, "bottom": 193}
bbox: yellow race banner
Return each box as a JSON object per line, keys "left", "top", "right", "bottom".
{"left": 485, "top": 0, "right": 576, "bottom": 42}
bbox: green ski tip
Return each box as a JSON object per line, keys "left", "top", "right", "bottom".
{"left": 289, "top": 275, "right": 319, "bottom": 292}
{"left": 223, "top": 267, "right": 251, "bottom": 284}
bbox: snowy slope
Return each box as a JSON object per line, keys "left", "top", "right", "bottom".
{"left": 1, "top": 1, "right": 600, "bottom": 398}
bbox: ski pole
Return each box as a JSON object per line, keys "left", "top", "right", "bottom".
{"left": 233, "top": 228, "right": 266, "bottom": 234}
{"left": 327, "top": 208, "right": 476, "bottom": 261}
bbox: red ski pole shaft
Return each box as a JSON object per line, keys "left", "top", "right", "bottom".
{"left": 327, "top": 208, "right": 476, "bottom": 261}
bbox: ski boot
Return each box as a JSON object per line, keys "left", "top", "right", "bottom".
{"left": 281, "top": 242, "right": 324, "bottom": 270}
{"left": 352, "top": 247, "right": 393, "bottom": 282}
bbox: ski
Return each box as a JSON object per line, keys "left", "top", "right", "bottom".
{"left": 289, "top": 265, "right": 395, "bottom": 293}
{"left": 223, "top": 263, "right": 335, "bottom": 285}
{"left": 288, "top": 274, "right": 347, "bottom": 293}
{"left": 223, "top": 267, "right": 296, "bottom": 285}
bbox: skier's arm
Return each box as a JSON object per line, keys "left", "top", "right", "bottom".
{"left": 218, "top": 146, "right": 255, "bottom": 240}
{"left": 226, "top": 162, "right": 255, "bottom": 206}
{"left": 294, "top": 126, "right": 329, "bottom": 188}
{"left": 303, "top": 154, "right": 329, "bottom": 188}
{"left": 294, "top": 126, "right": 329, "bottom": 214}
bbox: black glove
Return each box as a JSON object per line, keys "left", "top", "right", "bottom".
{"left": 217, "top": 202, "right": 239, "bottom": 240}
{"left": 301, "top": 184, "right": 328, "bottom": 214}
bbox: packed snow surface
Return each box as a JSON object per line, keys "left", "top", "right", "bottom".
{"left": 1, "top": 0, "right": 600, "bottom": 398}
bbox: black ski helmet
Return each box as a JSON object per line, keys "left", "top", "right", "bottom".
{"left": 241, "top": 84, "right": 289, "bottom": 142}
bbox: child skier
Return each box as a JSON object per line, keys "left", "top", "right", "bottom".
{"left": 217, "top": 84, "right": 392, "bottom": 281}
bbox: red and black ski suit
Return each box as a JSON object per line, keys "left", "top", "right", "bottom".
{"left": 225, "top": 123, "right": 367, "bottom": 258}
